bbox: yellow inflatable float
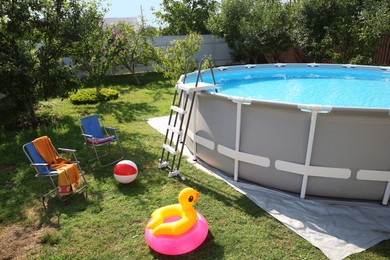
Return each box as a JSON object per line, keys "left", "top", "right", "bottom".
{"left": 144, "top": 187, "right": 209, "bottom": 255}
{"left": 147, "top": 187, "right": 199, "bottom": 236}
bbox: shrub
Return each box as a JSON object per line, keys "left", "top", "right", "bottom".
{"left": 153, "top": 33, "right": 203, "bottom": 82}
{"left": 70, "top": 88, "right": 119, "bottom": 104}
{"left": 99, "top": 88, "right": 119, "bottom": 101}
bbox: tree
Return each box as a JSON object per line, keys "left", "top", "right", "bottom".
{"left": 106, "top": 17, "right": 157, "bottom": 85}
{"left": 297, "top": 0, "right": 390, "bottom": 64}
{"left": 208, "top": 0, "right": 296, "bottom": 63}
{"left": 0, "top": 0, "right": 106, "bottom": 127}
{"left": 207, "top": 0, "right": 251, "bottom": 62}
{"left": 241, "top": 1, "right": 296, "bottom": 63}
{"left": 71, "top": 2, "right": 112, "bottom": 93}
{"left": 153, "top": 33, "right": 203, "bottom": 82}
{"left": 155, "top": 0, "right": 218, "bottom": 35}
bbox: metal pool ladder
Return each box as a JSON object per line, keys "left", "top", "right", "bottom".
{"left": 158, "top": 57, "right": 217, "bottom": 178}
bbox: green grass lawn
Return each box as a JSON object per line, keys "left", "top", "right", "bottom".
{"left": 0, "top": 72, "right": 389, "bottom": 259}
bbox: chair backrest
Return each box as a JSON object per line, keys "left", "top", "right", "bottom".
{"left": 80, "top": 114, "right": 104, "bottom": 138}
{"left": 23, "top": 142, "right": 51, "bottom": 174}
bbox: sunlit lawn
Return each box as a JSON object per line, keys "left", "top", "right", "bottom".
{"left": 0, "top": 72, "right": 389, "bottom": 259}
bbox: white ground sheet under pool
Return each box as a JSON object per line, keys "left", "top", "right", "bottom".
{"left": 148, "top": 116, "right": 390, "bottom": 260}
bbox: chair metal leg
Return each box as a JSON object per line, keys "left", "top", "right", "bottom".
{"left": 87, "top": 141, "right": 124, "bottom": 167}
{"left": 24, "top": 140, "right": 88, "bottom": 210}
{"left": 37, "top": 169, "right": 88, "bottom": 210}
{"left": 38, "top": 173, "right": 59, "bottom": 210}
{"left": 38, "top": 176, "right": 48, "bottom": 210}
{"left": 117, "top": 139, "right": 125, "bottom": 159}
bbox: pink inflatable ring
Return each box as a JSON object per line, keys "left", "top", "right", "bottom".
{"left": 145, "top": 211, "right": 208, "bottom": 255}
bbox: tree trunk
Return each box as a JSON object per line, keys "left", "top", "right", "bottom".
{"left": 26, "top": 96, "right": 38, "bottom": 128}
{"left": 125, "top": 64, "right": 141, "bottom": 85}
{"left": 131, "top": 68, "right": 141, "bottom": 85}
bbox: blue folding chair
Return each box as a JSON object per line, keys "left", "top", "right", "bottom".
{"left": 79, "top": 114, "right": 124, "bottom": 167}
{"left": 23, "top": 139, "right": 88, "bottom": 209}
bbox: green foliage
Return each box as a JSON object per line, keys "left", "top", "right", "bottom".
{"left": 209, "top": 0, "right": 295, "bottom": 63}
{"left": 0, "top": 0, "right": 107, "bottom": 127}
{"left": 297, "top": 0, "right": 390, "bottom": 64}
{"left": 99, "top": 88, "right": 119, "bottom": 100}
{"left": 153, "top": 33, "right": 203, "bottom": 82}
{"left": 106, "top": 17, "right": 157, "bottom": 85}
{"left": 242, "top": 1, "right": 296, "bottom": 63}
{"left": 208, "top": 0, "right": 248, "bottom": 62}
{"left": 155, "top": 0, "right": 218, "bottom": 35}
{"left": 71, "top": 2, "right": 112, "bottom": 87}
{"left": 69, "top": 88, "right": 119, "bottom": 104}
{"left": 209, "top": 0, "right": 390, "bottom": 65}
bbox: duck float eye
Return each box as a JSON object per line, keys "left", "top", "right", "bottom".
{"left": 144, "top": 187, "right": 209, "bottom": 255}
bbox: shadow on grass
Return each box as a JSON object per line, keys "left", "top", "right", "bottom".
{"left": 0, "top": 115, "right": 89, "bottom": 224}
{"left": 0, "top": 112, "right": 164, "bottom": 225}
{"left": 95, "top": 101, "right": 158, "bottom": 124}
{"left": 364, "top": 241, "right": 390, "bottom": 258}
{"left": 41, "top": 191, "right": 90, "bottom": 227}
{"left": 132, "top": 166, "right": 267, "bottom": 260}
{"left": 147, "top": 231, "right": 225, "bottom": 260}
{"left": 179, "top": 173, "right": 268, "bottom": 219}
{"left": 99, "top": 72, "right": 166, "bottom": 88}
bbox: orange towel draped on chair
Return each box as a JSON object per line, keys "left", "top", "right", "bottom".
{"left": 33, "top": 136, "right": 80, "bottom": 195}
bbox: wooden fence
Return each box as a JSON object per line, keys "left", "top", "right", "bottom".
{"left": 373, "top": 36, "right": 390, "bottom": 65}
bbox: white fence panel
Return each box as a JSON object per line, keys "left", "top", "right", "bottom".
{"left": 154, "top": 35, "right": 232, "bottom": 66}
{"left": 129, "top": 34, "right": 232, "bottom": 73}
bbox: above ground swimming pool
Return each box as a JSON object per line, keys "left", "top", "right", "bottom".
{"left": 182, "top": 63, "right": 390, "bottom": 204}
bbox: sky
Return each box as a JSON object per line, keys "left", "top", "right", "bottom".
{"left": 103, "top": 0, "right": 162, "bottom": 26}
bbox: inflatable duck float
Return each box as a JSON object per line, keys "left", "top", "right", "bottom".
{"left": 145, "top": 187, "right": 209, "bottom": 255}
{"left": 147, "top": 187, "right": 199, "bottom": 236}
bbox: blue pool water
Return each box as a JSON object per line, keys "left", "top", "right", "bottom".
{"left": 199, "top": 67, "right": 390, "bottom": 109}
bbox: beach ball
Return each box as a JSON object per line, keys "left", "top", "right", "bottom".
{"left": 113, "top": 160, "right": 138, "bottom": 184}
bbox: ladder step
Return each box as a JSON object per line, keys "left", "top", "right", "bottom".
{"left": 167, "top": 125, "right": 182, "bottom": 136}
{"left": 171, "top": 105, "right": 186, "bottom": 114}
{"left": 162, "top": 144, "right": 178, "bottom": 155}
{"left": 176, "top": 82, "right": 217, "bottom": 93}
{"left": 159, "top": 57, "right": 216, "bottom": 175}
{"left": 158, "top": 161, "right": 169, "bottom": 169}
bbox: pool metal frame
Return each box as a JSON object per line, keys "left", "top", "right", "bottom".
{"left": 182, "top": 63, "right": 390, "bottom": 205}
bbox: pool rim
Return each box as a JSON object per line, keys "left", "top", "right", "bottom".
{"left": 182, "top": 62, "right": 390, "bottom": 112}
{"left": 181, "top": 63, "right": 390, "bottom": 204}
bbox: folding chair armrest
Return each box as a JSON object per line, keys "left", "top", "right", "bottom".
{"left": 104, "top": 127, "right": 116, "bottom": 131}
{"left": 31, "top": 162, "right": 49, "bottom": 167}
{"left": 104, "top": 127, "right": 119, "bottom": 138}
{"left": 59, "top": 148, "right": 79, "bottom": 163}
{"left": 58, "top": 148, "right": 76, "bottom": 153}
{"left": 31, "top": 163, "right": 53, "bottom": 175}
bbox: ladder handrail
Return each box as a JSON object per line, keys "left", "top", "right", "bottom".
{"left": 183, "top": 57, "right": 200, "bottom": 84}
{"left": 183, "top": 56, "right": 216, "bottom": 87}
{"left": 159, "top": 56, "right": 218, "bottom": 178}
{"left": 195, "top": 57, "right": 216, "bottom": 87}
